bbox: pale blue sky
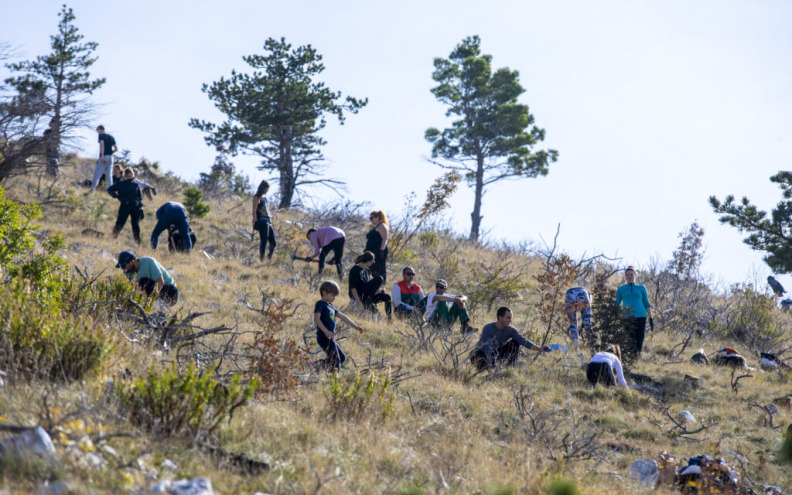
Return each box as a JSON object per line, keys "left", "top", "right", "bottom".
{"left": 4, "top": 0, "right": 792, "bottom": 288}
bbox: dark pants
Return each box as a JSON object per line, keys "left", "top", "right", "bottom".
{"left": 113, "top": 203, "right": 141, "bottom": 244}
{"left": 371, "top": 247, "right": 388, "bottom": 283}
{"left": 586, "top": 361, "right": 616, "bottom": 387}
{"left": 470, "top": 340, "right": 521, "bottom": 371}
{"left": 316, "top": 330, "right": 346, "bottom": 370}
{"left": 152, "top": 211, "right": 191, "bottom": 252}
{"left": 168, "top": 230, "right": 196, "bottom": 253}
{"left": 319, "top": 237, "right": 345, "bottom": 278}
{"left": 358, "top": 275, "right": 392, "bottom": 317}
{"left": 627, "top": 317, "right": 647, "bottom": 354}
{"left": 256, "top": 221, "right": 277, "bottom": 261}
{"left": 138, "top": 278, "right": 179, "bottom": 305}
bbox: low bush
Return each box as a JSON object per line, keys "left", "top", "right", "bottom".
{"left": 116, "top": 362, "right": 258, "bottom": 437}
{"left": 324, "top": 369, "right": 394, "bottom": 423}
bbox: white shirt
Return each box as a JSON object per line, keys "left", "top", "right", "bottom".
{"left": 425, "top": 292, "right": 457, "bottom": 319}
{"left": 589, "top": 352, "right": 628, "bottom": 387}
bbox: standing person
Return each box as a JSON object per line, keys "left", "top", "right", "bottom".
{"left": 116, "top": 251, "right": 179, "bottom": 305}
{"left": 615, "top": 266, "right": 653, "bottom": 356}
{"left": 425, "top": 279, "right": 477, "bottom": 333}
{"left": 252, "top": 180, "right": 276, "bottom": 262}
{"left": 564, "top": 286, "right": 592, "bottom": 347}
{"left": 348, "top": 251, "right": 392, "bottom": 320}
{"left": 469, "top": 306, "right": 550, "bottom": 370}
{"left": 314, "top": 280, "right": 364, "bottom": 370}
{"left": 305, "top": 227, "right": 345, "bottom": 279}
{"left": 586, "top": 345, "right": 628, "bottom": 388}
{"left": 151, "top": 202, "right": 192, "bottom": 254}
{"left": 365, "top": 210, "right": 389, "bottom": 282}
{"left": 391, "top": 266, "right": 425, "bottom": 319}
{"left": 107, "top": 167, "right": 143, "bottom": 245}
{"left": 88, "top": 125, "right": 117, "bottom": 193}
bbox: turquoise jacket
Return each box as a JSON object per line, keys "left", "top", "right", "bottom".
{"left": 615, "top": 283, "right": 650, "bottom": 318}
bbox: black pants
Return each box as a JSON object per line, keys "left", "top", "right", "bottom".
{"left": 586, "top": 361, "right": 616, "bottom": 387}
{"left": 113, "top": 203, "right": 141, "bottom": 244}
{"left": 138, "top": 278, "right": 179, "bottom": 305}
{"left": 470, "top": 340, "right": 521, "bottom": 370}
{"left": 358, "top": 275, "right": 392, "bottom": 317}
{"left": 316, "top": 329, "right": 346, "bottom": 370}
{"left": 319, "top": 237, "right": 345, "bottom": 278}
{"left": 256, "top": 221, "right": 277, "bottom": 261}
{"left": 371, "top": 247, "right": 388, "bottom": 283}
{"left": 627, "top": 317, "right": 647, "bottom": 354}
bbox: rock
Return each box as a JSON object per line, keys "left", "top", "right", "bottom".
{"left": 81, "top": 228, "right": 105, "bottom": 238}
{"left": 760, "top": 358, "right": 779, "bottom": 371}
{"left": 203, "top": 246, "right": 217, "bottom": 254}
{"left": 683, "top": 374, "right": 701, "bottom": 388}
{"left": 213, "top": 273, "right": 229, "bottom": 282}
{"left": 691, "top": 349, "right": 710, "bottom": 365}
{"left": 276, "top": 278, "right": 299, "bottom": 287}
{"left": 628, "top": 459, "right": 660, "bottom": 488}
{"left": 0, "top": 426, "right": 56, "bottom": 459}
{"left": 765, "top": 404, "right": 780, "bottom": 415}
{"left": 102, "top": 445, "right": 119, "bottom": 459}
{"left": 162, "top": 459, "right": 178, "bottom": 471}
{"left": 678, "top": 410, "right": 696, "bottom": 424}
{"left": 38, "top": 481, "right": 72, "bottom": 495}
{"left": 99, "top": 249, "right": 116, "bottom": 261}
{"left": 772, "top": 395, "right": 792, "bottom": 410}
{"left": 150, "top": 477, "right": 215, "bottom": 495}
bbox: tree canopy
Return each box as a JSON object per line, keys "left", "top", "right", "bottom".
{"left": 425, "top": 35, "right": 558, "bottom": 241}
{"left": 189, "top": 37, "right": 367, "bottom": 208}
{"left": 709, "top": 171, "right": 792, "bottom": 274}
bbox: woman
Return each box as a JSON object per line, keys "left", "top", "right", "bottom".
{"left": 365, "top": 210, "right": 389, "bottom": 282}
{"left": 348, "top": 251, "right": 392, "bottom": 320}
{"left": 586, "top": 345, "right": 628, "bottom": 387}
{"left": 615, "top": 266, "right": 654, "bottom": 355}
{"left": 107, "top": 167, "right": 143, "bottom": 244}
{"left": 252, "top": 180, "right": 276, "bottom": 261}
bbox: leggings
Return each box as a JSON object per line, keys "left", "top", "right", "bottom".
{"left": 627, "top": 317, "right": 647, "bottom": 354}
{"left": 586, "top": 361, "right": 616, "bottom": 387}
{"left": 319, "top": 237, "right": 345, "bottom": 278}
{"left": 371, "top": 247, "right": 388, "bottom": 282}
{"left": 358, "top": 275, "right": 392, "bottom": 317}
{"left": 113, "top": 203, "right": 141, "bottom": 244}
{"left": 256, "top": 221, "right": 277, "bottom": 261}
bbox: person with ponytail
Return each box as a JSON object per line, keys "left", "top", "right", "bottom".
{"left": 252, "top": 180, "right": 276, "bottom": 262}
{"left": 348, "top": 251, "right": 392, "bottom": 320}
{"left": 365, "top": 210, "right": 389, "bottom": 282}
{"left": 585, "top": 345, "right": 628, "bottom": 388}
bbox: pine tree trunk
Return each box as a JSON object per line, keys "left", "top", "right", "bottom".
{"left": 278, "top": 125, "right": 295, "bottom": 209}
{"left": 469, "top": 155, "right": 485, "bottom": 242}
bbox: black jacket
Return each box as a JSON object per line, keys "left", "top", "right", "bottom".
{"left": 107, "top": 179, "right": 142, "bottom": 205}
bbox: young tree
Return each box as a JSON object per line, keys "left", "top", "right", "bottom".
{"left": 425, "top": 36, "right": 558, "bottom": 242}
{"left": 4, "top": 5, "right": 105, "bottom": 176}
{"left": 189, "top": 37, "right": 367, "bottom": 209}
{"left": 709, "top": 171, "right": 792, "bottom": 274}
{"left": 670, "top": 221, "right": 705, "bottom": 280}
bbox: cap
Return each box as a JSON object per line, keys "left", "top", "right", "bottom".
{"left": 435, "top": 279, "right": 448, "bottom": 288}
{"left": 116, "top": 251, "right": 135, "bottom": 268}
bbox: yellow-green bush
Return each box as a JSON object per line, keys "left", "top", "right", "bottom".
{"left": 324, "top": 369, "right": 394, "bottom": 423}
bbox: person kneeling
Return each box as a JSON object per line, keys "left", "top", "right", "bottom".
{"left": 348, "top": 251, "right": 392, "bottom": 320}
{"left": 469, "top": 306, "right": 549, "bottom": 370}
{"left": 116, "top": 251, "right": 179, "bottom": 305}
{"left": 425, "top": 279, "right": 476, "bottom": 333}
{"left": 586, "top": 345, "right": 628, "bottom": 388}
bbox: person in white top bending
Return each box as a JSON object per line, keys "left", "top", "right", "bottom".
{"left": 586, "top": 345, "right": 628, "bottom": 387}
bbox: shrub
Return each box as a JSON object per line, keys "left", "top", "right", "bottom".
{"left": 0, "top": 279, "right": 110, "bottom": 381}
{"left": 590, "top": 273, "right": 633, "bottom": 363}
{"left": 116, "top": 362, "right": 258, "bottom": 437}
{"left": 324, "top": 369, "right": 395, "bottom": 423}
{"left": 0, "top": 185, "right": 40, "bottom": 268}
{"left": 182, "top": 185, "right": 211, "bottom": 218}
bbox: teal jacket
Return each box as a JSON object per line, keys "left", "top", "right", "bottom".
{"left": 615, "top": 283, "right": 650, "bottom": 318}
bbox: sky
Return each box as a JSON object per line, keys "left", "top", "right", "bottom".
{"left": 4, "top": 0, "right": 792, "bottom": 289}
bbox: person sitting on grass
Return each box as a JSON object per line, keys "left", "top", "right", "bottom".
{"left": 116, "top": 250, "right": 179, "bottom": 305}
{"left": 469, "top": 306, "right": 550, "bottom": 370}
{"left": 391, "top": 266, "right": 425, "bottom": 319}
{"left": 314, "top": 280, "right": 364, "bottom": 370}
{"left": 348, "top": 251, "right": 392, "bottom": 320}
{"left": 425, "top": 279, "right": 477, "bottom": 333}
{"left": 585, "top": 345, "right": 628, "bottom": 388}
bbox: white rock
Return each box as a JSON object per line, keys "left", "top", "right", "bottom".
{"left": 760, "top": 358, "right": 779, "bottom": 371}
{"left": 151, "top": 478, "right": 215, "bottom": 495}
{"left": 0, "top": 426, "right": 56, "bottom": 459}
{"left": 678, "top": 410, "right": 696, "bottom": 424}
{"left": 102, "top": 445, "right": 119, "bottom": 459}
{"left": 38, "top": 481, "right": 71, "bottom": 495}
{"left": 162, "top": 459, "right": 178, "bottom": 471}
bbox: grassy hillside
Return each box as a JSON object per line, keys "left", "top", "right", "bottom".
{"left": 0, "top": 158, "right": 790, "bottom": 494}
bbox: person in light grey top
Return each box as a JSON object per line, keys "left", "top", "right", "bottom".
{"left": 470, "top": 306, "right": 550, "bottom": 370}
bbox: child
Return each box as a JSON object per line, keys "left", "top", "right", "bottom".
{"left": 314, "top": 280, "right": 364, "bottom": 370}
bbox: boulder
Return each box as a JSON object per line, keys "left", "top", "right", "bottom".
{"left": 691, "top": 349, "right": 710, "bottom": 365}
{"left": 760, "top": 358, "right": 779, "bottom": 371}
{"left": 683, "top": 374, "right": 701, "bottom": 388}
{"left": 678, "top": 410, "right": 696, "bottom": 424}
{"left": 0, "top": 427, "right": 56, "bottom": 459}
{"left": 150, "top": 478, "right": 215, "bottom": 495}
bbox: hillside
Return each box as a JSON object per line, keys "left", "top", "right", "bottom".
{"left": 0, "top": 157, "right": 790, "bottom": 495}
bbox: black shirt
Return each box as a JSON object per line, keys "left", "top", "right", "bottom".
{"left": 348, "top": 264, "right": 371, "bottom": 299}
{"left": 98, "top": 133, "right": 116, "bottom": 156}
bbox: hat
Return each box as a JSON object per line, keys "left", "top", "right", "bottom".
{"left": 116, "top": 251, "right": 135, "bottom": 268}
{"left": 435, "top": 279, "right": 448, "bottom": 288}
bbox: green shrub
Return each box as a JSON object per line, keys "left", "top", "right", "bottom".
{"left": 183, "top": 185, "right": 211, "bottom": 218}
{"left": 545, "top": 478, "right": 583, "bottom": 495}
{"left": 324, "top": 369, "right": 394, "bottom": 423}
{"left": 61, "top": 271, "right": 154, "bottom": 317}
{"left": 0, "top": 186, "right": 40, "bottom": 269}
{"left": 117, "top": 362, "right": 258, "bottom": 437}
{"left": 781, "top": 424, "right": 792, "bottom": 462}
{"left": 0, "top": 279, "right": 110, "bottom": 381}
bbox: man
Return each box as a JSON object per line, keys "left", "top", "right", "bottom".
{"left": 469, "top": 306, "right": 550, "bottom": 370}
{"left": 425, "top": 279, "right": 477, "bottom": 333}
{"left": 305, "top": 226, "right": 345, "bottom": 278}
{"left": 391, "top": 266, "right": 424, "bottom": 319}
{"left": 89, "top": 125, "right": 117, "bottom": 193}
{"left": 116, "top": 251, "right": 179, "bottom": 305}
{"left": 151, "top": 202, "right": 192, "bottom": 253}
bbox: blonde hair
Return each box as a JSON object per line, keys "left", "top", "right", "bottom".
{"left": 605, "top": 344, "right": 622, "bottom": 362}
{"left": 371, "top": 210, "right": 388, "bottom": 226}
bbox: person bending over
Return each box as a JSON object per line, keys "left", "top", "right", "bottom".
{"left": 425, "top": 279, "right": 476, "bottom": 333}
{"left": 348, "top": 251, "right": 392, "bottom": 320}
{"left": 564, "top": 286, "right": 592, "bottom": 347}
{"left": 151, "top": 201, "right": 192, "bottom": 254}
{"left": 586, "top": 345, "right": 628, "bottom": 388}
{"left": 116, "top": 251, "right": 179, "bottom": 305}
{"left": 306, "top": 226, "right": 345, "bottom": 279}
{"left": 470, "top": 307, "right": 549, "bottom": 370}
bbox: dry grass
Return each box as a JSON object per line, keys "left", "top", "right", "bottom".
{"left": 0, "top": 160, "right": 790, "bottom": 494}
